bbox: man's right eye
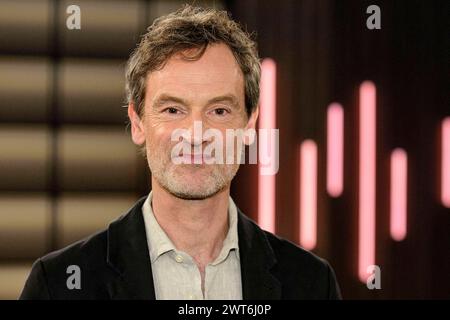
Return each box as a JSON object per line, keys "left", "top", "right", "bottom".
{"left": 163, "top": 107, "right": 180, "bottom": 114}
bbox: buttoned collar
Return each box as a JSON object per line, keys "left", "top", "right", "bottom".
{"left": 141, "top": 191, "right": 240, "bottom": 265}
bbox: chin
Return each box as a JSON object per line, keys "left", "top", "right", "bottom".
{"left": 163, "top": 175, "right": 226, "bottom": 200}
{"left": 167, "top": 186, "right": 221, "bottom": 200}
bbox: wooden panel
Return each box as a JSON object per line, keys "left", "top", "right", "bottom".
{"left": 58, "top": 0, "right": 145, "bottom": 57}
{"left": 55, "top": 193, "right": 136, "bottom": 248}
{"left": 57, "top": 126, "right": 139, "bottom": 191}
{"left": 0, "top": 195, "right": 51, "bottom": 259}
{"left": 0, "top": 126, "right": 51, "bottom": 190}
{"left": 0, "top": 263, "right": 33, "bottom": 299}
{"left": 0, "top": 58, "right": 51, "bottom": 122}
{"left": 0, "top": 0, "right": 52, "bottom": 54}
{"left": 58, "top": 59, "right": 126, "bottom": 123}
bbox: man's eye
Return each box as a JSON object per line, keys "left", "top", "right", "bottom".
{"left": 164, "top": 107, "right": 180, "bottom": 114}
{"left": 213, "top": 108, "right": 229, "bottom": 116}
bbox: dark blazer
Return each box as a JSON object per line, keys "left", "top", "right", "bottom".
{"left": 19, "top": 196, "right": 342, "bottom": 300}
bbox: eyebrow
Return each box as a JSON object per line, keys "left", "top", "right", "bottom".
{"left": 152, "top": 94, "right": 187, "bottom": 109}
{"left": 152, "top": 93, "right": 240, "bottom": 110}
{"left": 207, "top": 94, "right": 240, "bottom": 109}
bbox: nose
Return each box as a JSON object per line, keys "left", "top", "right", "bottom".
{"left": 182, "top": 120, "right": 204, "bottom": 147}
{"left": 181, "top": 109, "right": 215, "bottom": 147}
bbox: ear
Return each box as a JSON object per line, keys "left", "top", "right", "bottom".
{"left": 243, "top": 106, "right": 259, "bottom": 145}
{"left": 128, "top": 103, "right": 146, "bottom": 145}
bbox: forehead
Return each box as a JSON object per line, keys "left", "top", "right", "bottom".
{"left": 145, "top": 43, "right": 244, "bottom": 102}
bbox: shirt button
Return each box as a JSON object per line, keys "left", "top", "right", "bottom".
{"left": 188, "top": 294, "right": 194, "bottom": 299}
{"left": 175, "top": 254, "right": 183, "bottom": 263}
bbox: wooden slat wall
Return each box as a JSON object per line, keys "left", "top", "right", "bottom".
{"left": 0, "top": 0, "right": 229, "bottom": 299}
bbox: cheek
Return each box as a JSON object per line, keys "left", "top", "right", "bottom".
{"left": 145, "top": 122, "right": 180, "bottom": 151}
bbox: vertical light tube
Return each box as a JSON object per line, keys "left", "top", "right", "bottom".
{"left": 327, "top": 103, "right": 344, "bottom": 197}
{"left": 358, "top": 81, "right": 377, "bottom": 282}
{"left": 258, "top": 58, "right": 277, "bottom": 232}
{"left": 299, "top": 140, "right": 318, "bottom": 250}
{"left": 442, "top": 117, "right": 450, "bottom": 208}
{"left": 390, "top": 148, "right": 408, "bottom": 241}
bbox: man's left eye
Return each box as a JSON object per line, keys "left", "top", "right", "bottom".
{"left": 213, "top": 108, "right": 229, "bottom": 116}
{"left": 165, "top": 107, "right": 180, "bottom": 114}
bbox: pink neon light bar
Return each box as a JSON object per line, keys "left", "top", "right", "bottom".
{"left": 442, "top": 117, "right": 450, "bottom": 208}
{"left": 358, "top": 81, "right": 377, "bottom": 282}
{"left": 258, "top": 58, "right": 277, "bottom": 233}
{"left": 299, "top": 140, "right": 318, "bottom": 250}
{"left": 327, "top": 103, "right": 344, "bottom": 197}
{"left": 390, "top": 148, "right": 408, "bottom": 241}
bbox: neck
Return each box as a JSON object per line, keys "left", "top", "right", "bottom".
{"left": 150, "top": 179, "right": 230, "bottom": 266}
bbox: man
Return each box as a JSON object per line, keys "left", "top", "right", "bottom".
{"left": 20, "top": 5, "right": 341, "bottom": 300}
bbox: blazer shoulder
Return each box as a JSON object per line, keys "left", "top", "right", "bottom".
{"left": 20, "top": 228, "right": 110, "bottom": 300}
{"left": 40, "top": 228, "right": 108, "bottom": 267}
{"left": 238, "top": 211, "right": 329, "bottom": 274}
{"left": 264, "top": 231, "right": 326, "bottom": 269}
{"left": 263, "top": 230, "right": 342, "bottom": 299}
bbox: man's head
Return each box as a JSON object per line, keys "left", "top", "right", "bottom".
{"left": 126, "top": 5, "right": 260, "bottom": 200}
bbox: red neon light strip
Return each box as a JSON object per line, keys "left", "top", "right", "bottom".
{"left": 358, "top": 81, "right": 377, "bottom": 282}
{"left": 327, "top": 103, "right": 344, "bottom": 197}
{"left": 258, "top": 58, "right": 277, "bottom": 232}
{"left": 390, "top": 148, "right": 408, "bottom": 241}
{"left": 299, "top": 140, "right": 318, "bottom": 250}
{"left": 442, "top": 117, "right": 450, "bottom": 208}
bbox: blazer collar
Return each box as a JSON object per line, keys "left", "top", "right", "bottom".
{"left": 237, "top": 208, "right": 282, "bottom": 299}
{"left": 106, "top": 196, "right": 155, "bottom": 299}
{"left": 106, "top": 196, "right": 281, "bottom": 300}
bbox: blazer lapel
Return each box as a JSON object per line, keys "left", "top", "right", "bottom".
{"left": 105, "top": 196, "right": 156, "bottom": 300}
{"left": 237, "top": 210, "right": 282, "bottom": 300}
{"left": 104, "top": 196, "right": 281, "bottom": 300}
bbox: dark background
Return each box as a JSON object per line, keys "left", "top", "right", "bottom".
{"left": 229, "top": 0, "right": 449, "bottom": 299}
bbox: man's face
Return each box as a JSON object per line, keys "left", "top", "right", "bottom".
{"left": 129, "top": 43, "right": 258, "bottom": 200}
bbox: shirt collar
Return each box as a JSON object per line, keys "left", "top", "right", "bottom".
{"left": 142, "top": 191, "right": 240, "bottom": 264}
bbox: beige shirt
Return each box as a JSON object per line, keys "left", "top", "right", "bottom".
{"left": 141, "top": 191, "right": 243, "bottom": 300}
